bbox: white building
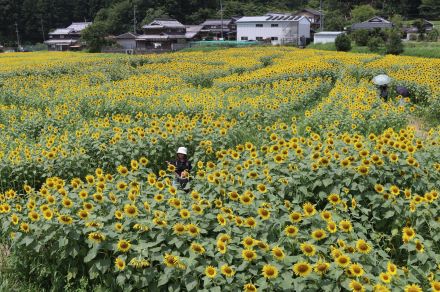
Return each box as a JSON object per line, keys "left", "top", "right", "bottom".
{"left": 236, "top": 14, "right": 311, "bottom": 45}
{"left": 313, "top": 31, "right": 344, "bottom": 44}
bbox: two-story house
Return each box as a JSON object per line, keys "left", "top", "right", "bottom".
{"left": 45, "top": 22, "right": 92, "bottom": 51}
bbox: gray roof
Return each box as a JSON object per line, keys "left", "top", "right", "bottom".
{"left": 142, "top": 19, "right": 185, "bottom": 29}
{"left": 300, "top": 8, "right": 322, "bottom": 16}
{"left": 66, "top": 22, "right": 92, "bottom": 32}
{"left": 44, "top": 39, "right": 78, "bottom": 45}
{"left": 236, "top": 15, "right": 305, "bottom": 23}
{"left": 136, "top": 34, "right": 186, "bottom": 41}
{"left": 200, "top": 19, "right": 232, "bottom": 26}
{"left": 115, "top": 32, "right": 138, "bottom": 39}
{"left": 351, "top": 16, "right": 393, "bottom": 30}
{"left": 49, "top": 28, "right": 73, "bottom": 35}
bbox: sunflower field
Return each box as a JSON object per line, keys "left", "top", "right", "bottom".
{"left": 0, "top": 48, "right": 439, "bottom": 292}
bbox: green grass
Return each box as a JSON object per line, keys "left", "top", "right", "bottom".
{"left": 307, "top": 41, "right": 440, "bottom": 58}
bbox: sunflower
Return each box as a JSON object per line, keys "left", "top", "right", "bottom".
{"left": 404, "top": 284, "right": 422, "bottom": 292}
{"left": 58, "top": 214, "right": 73, "bottom": 225}
{"left": 173, "top": 223, "right": 186, "bottom": 235}
{"left": 114, "top": 223, "right": 123, "bottom": 232}
{"left": 20, "top": 223, "right": 30, "bottom": 233}
{"left": 374, "top": 184, "right": 385, "bottom": 193}
{"left": 221, "top": 264, "right": 235, "bottom": 277}
{"left": 402, "top": 227, "right": 416, "bottom": 242}
{"left": 242, "top": 236, "right": 255, "bottom": 248}
{"left": 242, "top": 249, "right": 257, "bottom": 261}
{"left": 379, "top": 272, "right": 392, "bottom": 283}
{"left": 415, "top": 240, "right": 424, "bottom": 253}
{"left": 328, "top": 193, "right": 341, "bottom": 205}
{"left": 285, "top": 225, "right": 299, "bottom": 237}
{"left": 320, "top": 210, "right": 332, "bottom": 221}
{"left": 389, "top": 185, "right": 400, "bottom": 196}
{"left": 262, "top": 264, "right": 278, "bottom": 279}
{"left": 115, "top": 257, "right": 126, "bottom": 271}
{"left": 339, "top": 220, "right": 353, "bottom": 232}
{"left": 271, "top": 246, "right": 285, "bottom": 260}
{"left": 217, "top": 240, "right": 227, "bottom": 254}
{"left": 243, "top": 283, "right": 257, "bottom": 292}
{"left": 190, "top": 242, "right": 205, "bottom": 254}
{"left": 431, "top": 281, "right": 440, "bottom": 292}
{"left": 293, "top": 261, "right": 312, "bottom": 277}
{"left": 355, "top": 239, "right": 371, "bottom": 254}
{"left": 258, "top": 208, "right": 270, "bottom": 220}
{"left": 386, "top": 262, "right": 397, "bottom": 276}
{"left": 123, "top": 204, "right": 138, "bottom": 217}
{"left": 289, "top": 211, "right": 302, "bottom": 222}
{"left": 245, "top": 217, "right": 257, "bottom": 228}
{"left": 311, "top": 229, "right": 327, "bottom": 241}
{"left": 357, "top": 165, "right": 369, "bottom": 176}
{"left": 314, "top": 261, "right": 330, "bottom": 275}
{"left": 240, "top": 194, "right": 253, "bottom": 205}
{"left": 335, "top": 254, "right": 351, "bottom": 267}
{"left": 204, "top": 266, "right": 217, "bottom": 278}
{"left": 349, "top": 280, "right": 365, "bottom": 292}
{"left": 186, "top": 223, "right": 200, "bottom": 236}
{"left": 28, "top": 211, "right": 40, "bottom": 222}
{"left": 117, "top": 239, "right": 131, "bottom": 253}
{"left": 303, "top": 202, "right": 316, "bottom": 217}
{"left": 327, "top": 221, "right": 337, "bottom": 233}
{"left": 88, "top": 232, "right": 106, "bottom": 243}
{"left": 349, "top": 263, "right": 364, "bottom": 277}
{"left": 300, "top": 243, "right": 316, "bottom": 257}
{"left": 163, "top": 253, "right": 179, "bottom": 267}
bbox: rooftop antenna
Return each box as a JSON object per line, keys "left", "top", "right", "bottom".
{"left": 15, "top": 22, "right": 21, "bottom": 48}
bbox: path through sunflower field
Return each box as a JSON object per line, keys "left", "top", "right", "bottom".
{"left": 0, "top": 48, "right": 439, "bottom": 291}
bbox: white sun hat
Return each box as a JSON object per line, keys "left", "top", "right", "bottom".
{"left": 372, "top": 74, "right": 391, "bottom": 86}
{"left": 177, "top": 147, "right": 188, "bottom": 155}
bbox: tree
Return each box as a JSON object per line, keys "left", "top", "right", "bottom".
{"left": 81, "top": 21, "right": 110, "bottom": 52}
{"left": 390, "top": 14, "right": 404, "bottom": 29}
{"left": 335, "top": 33, "right": 351, "bottom": 51}
{"left": 419, "top": 0, "right": 440, "bottom": 19}
{"left": 324, "top": 10, "right": 347, "bottom": 31}
{"left": 385, "top": 29, "right": 403, "bottom": 55}
{"left": 351, "top": 5, "right": 377, "bottom": 23}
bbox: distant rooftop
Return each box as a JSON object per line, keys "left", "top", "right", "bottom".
{"left": 236, "top": 15, "right": 305, "bottom": 22}
{"left": 142, "top": 19, "right": 185, "bottom": 29}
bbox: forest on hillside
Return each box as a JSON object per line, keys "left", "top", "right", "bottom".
{"left": 0, "top": 0, "right": 439, "bottom": 45}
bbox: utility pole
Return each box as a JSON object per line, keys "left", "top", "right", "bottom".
{"left": 319, "top": 0, "right": 323, "bottom": 31}
{"left": 15, "top": 22, "right": 21, "bottom": 49}
{"left": 40, "top": 17, "right": 45, "bottom": 42}
{"left": 220, "top": 0, "right": 224, "bottom": 40}
{"left": 133, "top": 4, "right": 137, "bottom": 34}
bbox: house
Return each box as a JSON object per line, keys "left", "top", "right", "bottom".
{"left": 236, "top": 14, "right": 311, "bottom": 45}
{"left": 199, "top": 18, "right": 240, "bottom": 40}
{"left": 136, "top": 19, "right": 187, "bottom": 51}
{"left": 351, "top": 16, "right": 393, "bottom": 31}
{"left": 313, "top": 31, "right": 344, "bottom": 44}
{"left": 45, "top": 22, "right": 92, "bottom": 51}
{"left": 185, "top": 25, "right": 203, "bottom": 41}
{"left": 404, "top": 19, "right": 435, "bottom": 40}
{"left": 114, "top": 32, "right": 138, "bottom": 50}
{"left": 294, "top": 8, "right": 323, "bottom": 31}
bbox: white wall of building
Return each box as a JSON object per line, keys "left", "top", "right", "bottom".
{"left": 313, "top": 32, "right": 343, "bottom": 44}
{"left": 237, "top": 18, "right": 310, "bottom": 45}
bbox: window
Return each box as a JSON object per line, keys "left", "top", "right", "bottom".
{"left": 241, "top": 36, "right": 248, "bottom": 40}
{"left": 271, "top": 37, "right": 278, "bottom": 40}
{"left": 271, "top": 24, "right": 278, "bottom": 27}
{"left": 256, "top": 24, "right": 263, "bottom": 27}
{"left": 60, "top": 35, "right": 64, "bottom": 39}
{"left": 256, "top": 37, "right": 263, "bottom": 41}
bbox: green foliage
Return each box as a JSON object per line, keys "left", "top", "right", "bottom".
{"left": 350, "top": 29, "right": 370, "bottom": 46}
{"left": 426, "top": 28, "right": 439, "bottom": 42}
{"left": 335, "top": 34, "right": 351, "bottom": 51}
{"left": 81, "top": 22, "right": 112, "bottom": 53}
{"left": 351, "top": 4, "right": 377, "bottom": 23}
{"left": 322, "top": 10, "right": 347, "bottom": 31}
{"left": 367, "top": 36, "right": 384, "bottom": 52}
{"left": 386, "top": 29, "right": 404, "bottom": 55}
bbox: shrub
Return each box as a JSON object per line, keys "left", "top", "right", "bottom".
{"left": 351, "top": 29, "right": 370, "bottom": 46}
{"left": 367, "top": 36, "right": 384, "bottom": 52}
{"left": 426, "top": 28, "right": 439, "bottom": 42}
{"left": 335, "top": 34, "right": 352, "bottom": 51}
{"left": 386, "top": 29, "right": 404, "bottom": 55}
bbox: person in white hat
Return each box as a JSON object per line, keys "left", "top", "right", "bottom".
{"left": 166, "top": 147, "right": 192, "bottom": 191}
